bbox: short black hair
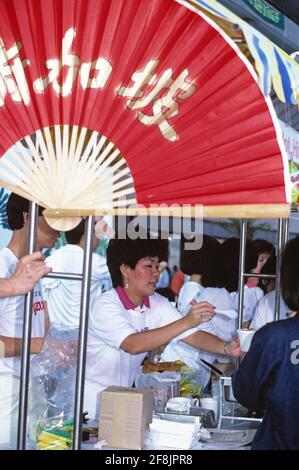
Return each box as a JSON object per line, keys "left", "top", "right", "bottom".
{"left": 180, "top": 235, "right": 221, "bottom": 287}
{"left": 281, "top": 236, "right": 299, "bottom": 311}
{"left": 107, "top": 238, "right": 168, "bottom": 288}
{"left": 252, "top": 239, "right": 274, "bottom": 256}
{"left": 219, "top": 238, "right": 258, "bottom": 292}
{"left": 260, "top": 254, "right": 276, "bottom": 275}
{"left": 7, "top": 193, "right": 44, "bottom": 230}
{"left": 258, "top": 254, "right": 276, "bottom": 293}
{"left": 65, "top": 220, "right": 85, "bottom": 244}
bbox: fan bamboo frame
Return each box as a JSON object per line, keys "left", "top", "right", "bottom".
{"left": 0, "top": 125, "right": 136, "bottom": 230}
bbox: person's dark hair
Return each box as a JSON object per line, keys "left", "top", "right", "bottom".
{"left": 65, "top": 220, "right": 85, "bottom": 244}
{"left": 7, "top": 193, "right": 44, "bottom": 230}
{"left": 258, "top": 254, "right": 276, "bottom": 293}
{"left": 281, "top": 236, "right": 299, "bottom": 311}
{"left": 180, "top": 235, "right": 221, "bottom": 287}
{"left": 156, "top": 287, "right": 176, "bottom": 302}
{"left": 252, "top": 239, "right": 274, "bottom": 256}
{"left": 106, "top": 238, "right": 168, "bottom": 288}
{"left": 219, "top": 238, "right": 258, "bottom": 292}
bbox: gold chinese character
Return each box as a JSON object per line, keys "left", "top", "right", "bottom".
{"left": 80, "top": 58, "right": 112, "bottom": 89}
{"left": 118, "top": 61, "right": 196, "bottom": 141}
{"left": 34, "top": 28, "right": 80, "bottom": 97}
{"left": 0, "top": 38, "right": 30, "bottom": 107}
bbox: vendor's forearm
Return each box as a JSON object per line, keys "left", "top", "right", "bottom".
{"left": 183, "top": 330, "right": 227, "bottom": 355}
{"left": 120, "top": 316, "right": 193, "bottom": 354}
{"left": 0, "top": 335, "right": 44, "bottom": 357}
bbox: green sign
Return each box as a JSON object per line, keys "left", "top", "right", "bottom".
{"left": 243, "top": 0, "right": 284, "bottom": 29}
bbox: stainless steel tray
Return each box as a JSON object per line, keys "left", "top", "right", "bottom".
{"left": 153, "top": 407, "right": 216, "bottom": 428}
{"left": 201, "top": 429, "right": 256, "bottom": 447}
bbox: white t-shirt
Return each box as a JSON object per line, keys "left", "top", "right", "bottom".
{"left": 0, "top": 247, "right": 45, "bottom": 376}
{"left": 162, "top": 283, "right": 237, "bottom": 387}
{"left": 84, "top": 289, "right": 198, "bottom": 419}
{"left": 41, "top": 244, "right": 110, "bottom": 329}
{"left": 250, "top": 290, "right": 289, "bottom": 331}
{"left": 230, "top": 285, "right": 264, "bottom": 323}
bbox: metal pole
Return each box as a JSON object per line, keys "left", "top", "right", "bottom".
{"left": 283, "top": 217, "right": 289, "bottom": 247}
{"left": 17, "top": 202, "right": 38, "bottom": 450}
{"left": 274, "top": 218, "right": 284, "bottom": 321}
{"left": 237, "top": 219, "right": 247, "bottom": 329}
{"left": 73, "top": 216, "right": 94, "bottom": 449}
{"left": 46, "top": 272, "right": 83, "bottom": 281}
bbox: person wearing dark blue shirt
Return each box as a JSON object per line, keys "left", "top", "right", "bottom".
{"left": 232, "top": 236, "right": 299, "bottom": 450}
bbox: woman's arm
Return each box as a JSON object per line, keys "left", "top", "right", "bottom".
{"left": 182, "top": 330, "right": 241, "bottom": 356}
{"left": 0, "top": 335, "right": 44, "bottom": 357}
{"left": 43, "top": 302, "right": 50, "bottom": 336}
{"left": 121, "top": 302, "right": 215, "bottom": 354}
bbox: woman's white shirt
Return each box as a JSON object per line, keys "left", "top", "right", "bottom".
{"left": 84, "top": 289, "right": 198, "bottom": 418}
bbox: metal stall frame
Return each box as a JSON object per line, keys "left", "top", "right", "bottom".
{"left": 17, "top": 203, "right": 94, "bottom": 450}
{"left": 16, "top": 210, "right": 290, "bottom": 449}
{"left": 237, "top": 217, "right": 289, "bottom": 354}
{"left": 219, "top": 217, "right": 289, "bottom": 428}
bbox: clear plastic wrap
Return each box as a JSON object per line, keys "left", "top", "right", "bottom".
{"left": 135, "top": 369, "right": 180, "bottom": 412}
{"left": 28, "top": 326, "right": 78, "bottom": 450}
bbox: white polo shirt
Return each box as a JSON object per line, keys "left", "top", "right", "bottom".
{"left": 41, "top": 244, "right": 110, "bottom": 329}
{"left": 0, "top": 247, "right": 45, "bottom": 376}
{"left": 84, "top": 288, "right": 198, "bottom": 419}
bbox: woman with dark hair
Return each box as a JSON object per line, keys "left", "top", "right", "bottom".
{"left": 232, "top": 236, "right": 299, "bottom": 450}
{"left": 84, "top": 237, "right": 241, "bottom": 419}
{"left": 247, "top": 239, "right": 274, "bottom": 288}
{"left": 250, "top": 255, "right": 289, "bottom": 331}
{"left": 220, "top": 238, "right": 263, "bottom": 326}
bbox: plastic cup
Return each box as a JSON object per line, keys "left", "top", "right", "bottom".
{"left": 200, "top": 397, "right": 219, "bottom": 423}
{"left": 237, "top": 328, "right": 255, "bottom": 352}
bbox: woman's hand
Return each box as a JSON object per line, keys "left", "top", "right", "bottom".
{"left": 225, "top": 337, "right": 243, "bottom": 357}
{"left": 10, "top": 252, "right": 52, "bottom": 295}
{"left": 184, "top": 301, "right": 215, "bottom": 328}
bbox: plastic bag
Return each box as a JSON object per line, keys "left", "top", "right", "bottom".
{"left": 28, "top": 325, "right": 78, "bottom": 450}
{"left": 135, "top": 369, "right": 180, "bottom": 412}
{"left": 179, "top": 363, "right": 203, "bottom": 398}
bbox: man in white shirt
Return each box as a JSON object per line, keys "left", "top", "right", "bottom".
{"left": 41, "top": 219, "right": 111, "bottom": 329}
{"left": 0, "top": 193, "right": 59, "bottom": 449}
